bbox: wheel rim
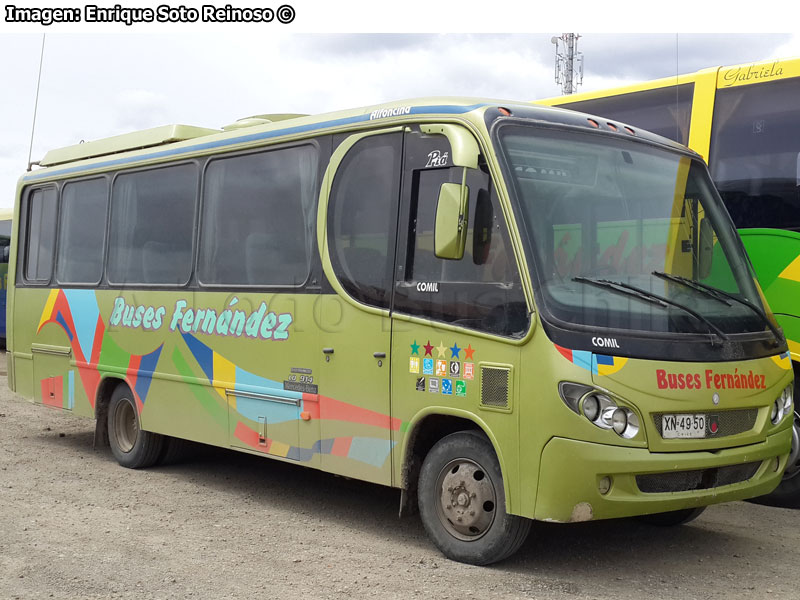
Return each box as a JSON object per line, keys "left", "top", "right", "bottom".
{"left": 783, "top": 412, "right": 800, "bottom": 480}
{"left": 434, "top": 457, "right": 497, "bottom": 541}
{"left": 113, "top": 398, "right": 138, "bottom": 453}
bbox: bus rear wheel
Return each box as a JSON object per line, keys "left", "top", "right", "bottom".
{"left": 418, "top": 431, "right": 530, "bottom": 565}
{"left": 108, "top": 385, "right": 163, "bottom": 469}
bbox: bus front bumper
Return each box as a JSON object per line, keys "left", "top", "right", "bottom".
{"left": 533, "top": 428, "right": 792, "bottom": 523}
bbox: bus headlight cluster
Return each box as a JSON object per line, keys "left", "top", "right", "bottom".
{"left": 771, "top": 385, "right": 794, "bottom": 425}
{"left": 580, "top": 393, "right": 640, "bottom": 439}
{"left": 558, "top": 382, "right": 640, "bottom": 440}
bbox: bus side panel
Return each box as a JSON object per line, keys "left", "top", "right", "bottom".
{"left": 392, "top": 324, "right": 524, "bottom": 512}
{"left": 13, "top": 287, "right": 94, "bottom": 417}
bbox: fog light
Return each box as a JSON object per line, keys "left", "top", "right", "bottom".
{"left": 612, "top": 408, "right": 628, "bottom": 435}
{"left": 582, "top": 395, "right": 600, "bottom": 421}
{"left": 598, "top": 476, "right": 612, "bottom": 495}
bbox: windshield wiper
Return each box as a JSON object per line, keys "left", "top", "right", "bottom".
{"left": 573, "top": 276, "right": 730, "bottom": 343}
{"left": 651, "top": 271, "right": 783, "bottom": 343}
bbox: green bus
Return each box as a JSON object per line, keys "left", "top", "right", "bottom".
{"left": 538, "top": 57, "right": 800, "bottom": 505}
{"left": 7, "top": 99, "right": 794, "bottom": 564}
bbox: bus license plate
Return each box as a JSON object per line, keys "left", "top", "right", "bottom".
{"left": 662, "top": 414, "right": 707, "bottom": 439}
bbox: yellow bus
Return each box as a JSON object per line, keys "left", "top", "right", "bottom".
{"left": 538, "top": 56, "right": 800, "bottom": 505}
{"left": 7, "top": 98, "right": 794, "bottom": 564}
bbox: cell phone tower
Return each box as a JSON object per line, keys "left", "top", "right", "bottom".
{"left": 552, "top": 33, "right": 584, "bottom": 95}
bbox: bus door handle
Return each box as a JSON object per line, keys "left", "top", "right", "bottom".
{"left": 373, "top": 352, "right": 386, "bottom": 358}
{"left": 322, "top": 348, "right": 334, "bottom": 354}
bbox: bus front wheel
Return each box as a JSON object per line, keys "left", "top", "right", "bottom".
{"left": 418, "top": 431, "right": 531, "bottom": 565}
{"left": 108, "top": 385, "right": 164, "bottom": 469}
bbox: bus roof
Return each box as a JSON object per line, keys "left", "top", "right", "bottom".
{"left": 536, "top": 56, "right": 800, "bottom": 105}
{"left": 23, "top": 96, "right": 693, "bottom": 184}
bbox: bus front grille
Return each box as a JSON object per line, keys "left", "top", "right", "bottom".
{"left": 635, "top": 461, "right": 761, "bottom": 494}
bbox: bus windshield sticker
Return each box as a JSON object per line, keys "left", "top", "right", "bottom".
{"left": 423, "top": 358, "right": 434, "bottom": 375}
{"left": 449, "top": 361, "right": 461, "bottom": 378}
{"left": 463, "top": 363, "right": 474, "bottom": 380}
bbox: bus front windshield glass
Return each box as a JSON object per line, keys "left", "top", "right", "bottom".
{"left": 498, "top": 125, "right": 776, "bottom": 338}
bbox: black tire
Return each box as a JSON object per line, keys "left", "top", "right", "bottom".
{"left": 158, "top": 436, "right": 193, "bottom": 466}
{"left": 638, "top": 506, "right": 706, "bottom": 526}
{"left": 418, "top": 430, "right": 531, "bottom": 565}
{"left": 107, "top": 385, "right": 163, "bottom": 469}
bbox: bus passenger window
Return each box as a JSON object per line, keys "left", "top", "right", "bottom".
{"left": 23, "top": 187, "right": 57, "bottom": 283}
{"left": 108, "top": 164, "right": 197, "bottom": 286}
{"left": 199, "top": 145, "right": 318, "bottom": 287}
{"left": 57, "top": 178, "right": 108, "bottom": 285}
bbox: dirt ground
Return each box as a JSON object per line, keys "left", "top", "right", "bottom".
{"left": 2, "top": 351, "right": 800, "bottom": 600}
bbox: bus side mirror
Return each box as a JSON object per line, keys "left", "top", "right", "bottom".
{"left": 698, "top": 217, "right": 713, "bottom": 279}
{"left": 435, "top": 181, "right": 469, "bottom": 259}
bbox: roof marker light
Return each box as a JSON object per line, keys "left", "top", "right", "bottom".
{"left": 587, "top": 118, "right": 600, "bottom": 128}
{"left": 607, "top": 122, "right": 618, "bottom": 131}
{"left": 624, "top": 126, "right": 636, "bottom": 135}
{"left": 498, "top": 107, "right": 512, "bottom": 116}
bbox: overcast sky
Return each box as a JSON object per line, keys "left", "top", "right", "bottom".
{"left": 2, "top": 6, "right": 799, "bottom": 208}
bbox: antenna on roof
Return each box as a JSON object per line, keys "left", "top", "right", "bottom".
{"left": 552, "top": 33, "right": 584, "bottom": 95}
{"left": 27, "top": 34, "right": 46, "bottom": 172}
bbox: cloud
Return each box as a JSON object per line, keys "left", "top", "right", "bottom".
{"left": 1, "top": 32, "right": 797, "bottom": 208}
{"left": 580, "top": 33, "right": 792, "bottom": 82}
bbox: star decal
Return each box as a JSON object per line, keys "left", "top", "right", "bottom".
{"left": 436, "top": 341, "right": 448, "bottom": 358}
{"left": 423, "top": 340, "right": 434, "bottom": 356}
{"left": 450, "top": 342, "right": 461, "bottom": 359}
{"left": 464, "top": 344, "right": 475, "bottom": 360}
{"left": 410, "top": 340, "right": 420, "bottom": 355}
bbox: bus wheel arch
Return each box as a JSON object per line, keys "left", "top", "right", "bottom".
{"left": 102, "top": 379, "right": 163, "bottom": 469}
{"left": 416, "top": 429, "right": 531, "bottom": 564}
{"left": 93, "top": 376, "right": 126, "bottom": 449}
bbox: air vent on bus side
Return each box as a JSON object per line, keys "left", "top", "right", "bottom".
{"left": 480, "top": 365, "right": 512, "bottom": 410}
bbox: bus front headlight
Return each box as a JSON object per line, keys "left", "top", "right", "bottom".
{"left": 771, "top": 385, "right": 794, "bottom": 425}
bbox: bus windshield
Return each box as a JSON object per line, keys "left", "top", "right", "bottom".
{"left": 497, "top": 125, "right": 776, "bottom": 339}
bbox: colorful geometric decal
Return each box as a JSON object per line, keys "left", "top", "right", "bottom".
{"left": 232, "top": 422, "right": 394, "bottom": 467}
{"left": 180, "top": 332, "right": 400, "bottom": 466}
{"left": 554, "top": 344, "right": 628, "bottom": 376}
{"left": 771, "top": 351, "right": 793, "bottom": 370}
{"left": 778, "top": 255, "right": 800, "bottom": 283}
{"left": 37, "top": 289, "right": 163, "bottom": 412}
